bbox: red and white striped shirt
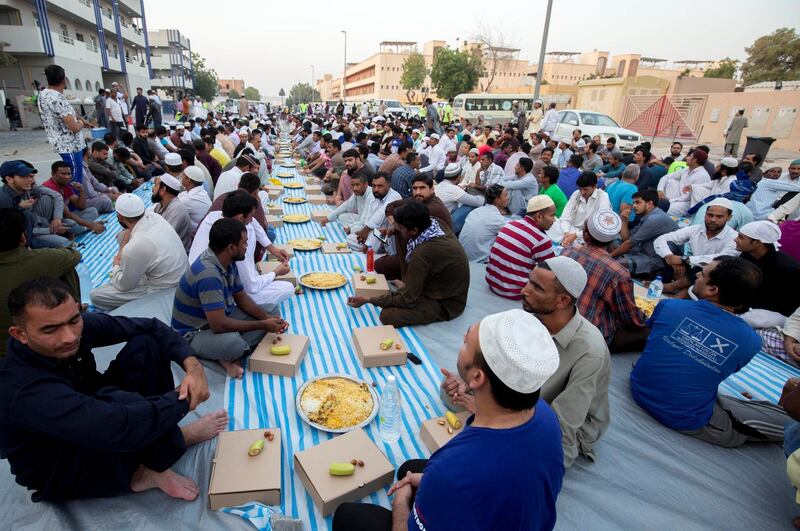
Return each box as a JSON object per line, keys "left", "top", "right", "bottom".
{"left": 485, "top": 216, "right": 555, "bottom": 299}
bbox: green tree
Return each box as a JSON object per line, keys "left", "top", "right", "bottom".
{"left": 741, "top": 27, "right": 800, "bottom": 85}
{"left": 288, "top": 82, "right": 320, "bottom": 104}
{"left": 190, "top": 52, "right": 218, "bottom": 101}
{"left": 243, "top": 86, "right": 260, "bottom": 101}
{"left": 429, "top": 48, "right": 484, "bottom": 101}
{"left": 0, "top": 42, "right": 16, "bottom": 67}
{"left": 228, "top": 89, "right": 240, "bottom": 99}
{"left": 704, "top": 57, "right": 739, "bottom": 79}
{"left": 400, "top": 52, "right": 427, "bottom": 104}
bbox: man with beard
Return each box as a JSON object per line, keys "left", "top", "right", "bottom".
{"left": 441, "top": 256, "right": 610, "bottom": 467}
{"left": 151, "top": 173, "right": 193, "bottom": 252}
{"left": 376, "top": 174, "right": 452, "bottom": 279}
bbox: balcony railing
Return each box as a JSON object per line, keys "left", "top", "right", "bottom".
{"left": 86, "top": 42, "right": 99, "bottom": 52}
{"left": 120, "top": 20, "right": 130, "bottom": 28}
{"left": 125, "top": 56, "right": 133, "bottom": 63}
{"left": 78, "top": 0, "right": 91, "bottom": 6}
{"left": 57, "top": 34, "right": 75, "bottom": 45}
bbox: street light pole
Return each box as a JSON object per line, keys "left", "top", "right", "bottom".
{"left": 341, "top": 30, "right": 347, "bottom": 102}
{"left": 533, "top": 0, "right": 553, "bottom": 102}
{"left": 311, "top": 65, "right": 315, "bottom": 99}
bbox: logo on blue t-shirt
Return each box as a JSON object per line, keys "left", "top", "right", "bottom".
{"left": 668, "top": 317, "right": 739, "bottom": 367}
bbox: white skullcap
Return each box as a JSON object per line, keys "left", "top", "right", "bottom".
{"left": 446, "top": 145, "right": 457, "bottom": 152}
{"left": 115, "top": 193, "right": 145, "bottom": 217}
{"left": 543, "top": 256, "right": 587, "bottom": 299}
{"left": 552, "top": 136, "right": 561, "bottom": 143}
{"left": 707, "top": 197, "right": 733, "bottom": 211}
{"left": 176, "top": 124, "right": 185, "bottom": 130}
{"left": 740, "top": 220, "right": 782, "bottom": 246}
{"left": 587, "top": 209, "right": 621, "bottom": 242}
{"left": 429, "top": 133, "right": 440, "bottom": 140}
{"left": 469, "top": 147, "right": 480, "bottom": 155}
{"left": 479, "top": 309, "right": 560, "bottom": 394}
{"left": 183, "top": 166, "right": 204, "bottom": 183}
{"left": 412, "top": 129, "right": 420, "bottom": 134}
{"left": 158, "top": 173, "right": 181, "bottom": 192}
{"left": 575, "top": 139, "right": 587, "bottom": 149}
{"left": 720, "top": 157, "right": 739, "bottom": 169}
{"left": 164, "top": 153, "right": 182, "bottom": 166}
{"left": 443, "top": 162, "right": 462, "bottom": 179}
{"left": 526, "top": 194, "right": 555, "bottom": 213}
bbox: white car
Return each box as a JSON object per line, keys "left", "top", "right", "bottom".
{"left": 381, "top": 99, "right": 408, "bottom": 118}
{"left": 553, "top": 109, "right": 642, "bottom": 153}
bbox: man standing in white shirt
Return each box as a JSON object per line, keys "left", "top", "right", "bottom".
{"left": 657, "top": 149, "right": 711, "bottom": 216}
{"left": 419, "top": 134, "right": 445, "bottom": 177}
{"left": 106, "top": 88, "right": 125, "bottom": 138}
{"left": 654, "top": 197, "right": 739, "bottom": 296}
{"left": 214, "top": 155, "right": 259, "bottom": 200}
{"left": 348, "top": 173, "right": 402, "bottom": 252}
{"left": 560, "top": 172, "right": 612, "bottom": 246}
{"left": 178, "top": 166, "right": 212, "bottom": 229}
{"left": 91, "top": 194, "right": 189, "bottom": 310}
{"left": 541, "top": 102, "right": 559, "bottom": 136}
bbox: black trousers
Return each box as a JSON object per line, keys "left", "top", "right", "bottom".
{"left": 332, "top": 459, "right": 427, "bottom": 531}
{"left": 35, "top": 335, "right": 186, "bottom": 502}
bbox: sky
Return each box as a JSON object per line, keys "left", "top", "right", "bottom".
{"left": 143, "top": 0, "right": 800, "bottom": 98}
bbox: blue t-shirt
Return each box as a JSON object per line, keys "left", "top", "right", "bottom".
{"left": 557, "top": 167, "right": 581, "bottom": 199}
{"left": 606, "top": 181, "right": 637, "bottom": 214}
{"left": 630, "top": 299, "right": 761, "bottom": 431}
{"left": 410, "top": 400, "right": 564, "bottom": 530}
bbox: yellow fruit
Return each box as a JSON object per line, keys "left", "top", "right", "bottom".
{"left": 379, "top": 339, "right": 394, "bottom": 351}
{"left": 445, "top": 411, "right": 462, "bottom": 430}
{"left": 329, "top": 462, "right": 355, "bottom": 476}
{"left": 365, "top": 277, "right": 377, "bottom": 285}
{"left": 270, "top": 345, "right": 291, "bottom": 356}
{"left": 248, "top": 439, "right": 265, "bottom": 456}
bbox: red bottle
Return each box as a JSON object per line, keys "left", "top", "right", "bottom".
{"left": 366, "top": 245, "right": 375, "bottom": 272}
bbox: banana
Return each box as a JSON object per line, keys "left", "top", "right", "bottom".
{"left": 270, "top": 345, "right": 291, "bottom": 356}
{"left": 248, "top": 439, "right": 265, "bottom": 456}
{"left": 365, "top": 277, "right": 377, "bottom": 285}
{"left": 329, "top": 462, "right": 355, "bottom": 476}
{"left": 445, "top": 411, "right": 462, "bottom": 430}
{"left": 379, "top": 339, "right": 394, "bottom": 351}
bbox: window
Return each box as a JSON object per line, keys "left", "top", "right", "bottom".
{"left": 579, "top": 112, "right": 619, "bottom": 127}
{"left": 64, "top": 78, "right": 71, "bottom": 89}
{"left": 0, "top": 6, "right": 22, "bottom": 25}
{"left": 59, "top": 23, "right": 68, "bottom": 37}
{"left": 32, "top": 11, "right": 39, "bottom": 27}
{"left": 95, "top": 81, "right": 101, "bottom": 92}
{"left": 561, "top": 111, "right": 579, "bottom": 125}
{"left": 75, "top": 32, "right": 84, "bottom": 42}
{"left": 74, "top": 79, "right": 81, "bottom": 91}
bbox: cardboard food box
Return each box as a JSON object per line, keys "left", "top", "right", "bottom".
{"left": 266, "top": 184, "right": 283, "bottom": 193}
{"left": 352, "top": 273, "right": 390, "bottom": 299}
{"left": 268, "top": 204, "right": 284, "bottom": 216}
{"left": 266, "top": 214, "right": 283, "bottom": 228}
{"left": 249, "top": 333, "right": 309, "bottom": 377}
{"left": 294, "top": 428, "right": 394, "bottom": 517}
{"left": 257, "top": 261, "right": 297, "bottom": 286}
{"left": 209, "top": 428, "right": 282, "bottom": 510}
{"left": 322, "top": 242, "right": 351, "bottom": 254}
{"left": 306, "top": 184, "right": 322, "bottom": 193}
{"left": 268, "top": 189, "right": 281, "bottom": 200}
{"left": 307, "top": 194, "right": 328, "bottom": 205}
{"left": 311, "top": 210, "right": 330, "bottom": 223}
{"left": 419, "top": 411, "right": 471, "bottom": 454}
{"left": 268, "top": 244, "right": 294, "bottom": 260}
{"left": 352, "top": 325, "right": 408, "bottom": 368}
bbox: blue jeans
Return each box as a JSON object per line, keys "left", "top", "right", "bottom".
{"left": 31, "top": 233, "right": 71, "bottom": 248}
{"left": 451, "top": 204, "right": 477, "bottom": 236}
{"left": 267, "top": 227, "right": 276, "bottom": 242}
{"left": 785, "top": 421, "right": 800, "bottom": 457}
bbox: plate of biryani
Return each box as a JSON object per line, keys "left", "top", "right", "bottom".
{"left": 283, "top": 182, "right": 304, "bottom": 189}
{"left": 635, "top": 297, "right": 658, "bottom": 318}
{"left": 283, "top": 196, "right": 307, "bottom": 204}
{"left": 280, "top": 162, "right": 296, "bottom": 168}
{"left": 298, "top": 271, "right": 347, "bottom": 289}
{"left": 289, "top": 239, "right": 324, "bottom": 251}
{"left": 277, "top": 171, "right": 295, "bottom": 179}
{"left": 296, "top": 374, "right": 379, "bottom": 433}
{"left": 282, "top": 214, "right": 311, "bottom": 224}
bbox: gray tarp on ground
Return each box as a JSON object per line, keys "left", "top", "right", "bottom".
{"left": 0, "top": 263, "right": 794, "bottom": 530}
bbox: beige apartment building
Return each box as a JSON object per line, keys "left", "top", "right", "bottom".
{"left": 218, "top": 78, "right": 245, "bottom": 98}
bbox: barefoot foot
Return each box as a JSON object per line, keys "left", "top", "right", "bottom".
{"left": 181, "top": 409, "right": 228, "bottom": 446}
{"left": 130, "top": 466, "right": 199, "bottom": 500}
{"left": 219, "top": 359, "right": 244, "bottom": 379}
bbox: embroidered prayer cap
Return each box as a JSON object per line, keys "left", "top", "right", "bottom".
{"left": 183, "top": 166, "right": 205, "bottom": 183}
{"left": 158, "top": 173, "right": 181, "bottom": 191}
{"left": 164, "top": 153, "right": 182, "bottom": 166}
{"left": 720, "top": 157, "right": 739, "bottom": 168}
{"left": 526, "top": 195, "right": 555, "bottom": 213}
{"left": 739, "top": 220, "right": 782, "bottom": 246}
{"left": 479, "top": 309, "right": 559, "bottom": 394}
{"left": 115, "top": 193, "right": 145, "bottom": 217}
{"left": 587, "top": 209, "right": 621, "bottom": 242}
{"left": 543, "top": 256, "right": 587, "bottom": 299}
{"left": 443, "top": 163, "right": 462, "bottom": 179}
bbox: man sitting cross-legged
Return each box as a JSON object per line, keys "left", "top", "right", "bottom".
{"left": 173, "top": 217, "right": 288, "bottom": 379}
{"left": 0, "top": 277, "right": 226, "bottom": 502}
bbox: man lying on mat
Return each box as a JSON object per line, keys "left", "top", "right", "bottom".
{"left": 0, "top": 277, "right": 225, "bottom": 502}
{"left": 333, "top": 309, "right": 564, "bottom": 530}
{"left": 347, "top": 200, "right": 469, "bottom": 327}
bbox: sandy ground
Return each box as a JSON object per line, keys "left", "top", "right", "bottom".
{"left": 0, "top": 128, "right": 796, "bottom": 184}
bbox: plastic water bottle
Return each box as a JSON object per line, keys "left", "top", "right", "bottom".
{"left": 366, "top": 244, "right": 375, "bottom": 272}
{"left": 76, "top": 262, "right": 92, "bottom": 305}
{"left": 647, "top": 276, "right": 663, "bottom": 299}
{"left": 379, "top": 375, "right": 402, "bottom": 443}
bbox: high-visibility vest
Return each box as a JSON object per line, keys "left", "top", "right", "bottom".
{"left": 442, "top": 103, "right": 453, "bottom": 123}
{"left": 419, "top": 106, "right": 427, "bottom": 118}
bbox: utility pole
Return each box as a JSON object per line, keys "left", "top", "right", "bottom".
{"left": 311, "top": 65, "right": 315, "bottom": 100}
{"left": 533, "top": 0, "right": 553, "bottom": 102}
{"left": 341, "top": 30, "right": 347, "bottom": 102}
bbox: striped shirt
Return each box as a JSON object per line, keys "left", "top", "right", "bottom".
{"left": 485, "top": 216, "right": 555, "bottom": 299}
{"left": 171, "top": 248, "right": 243, "bottom": 334}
